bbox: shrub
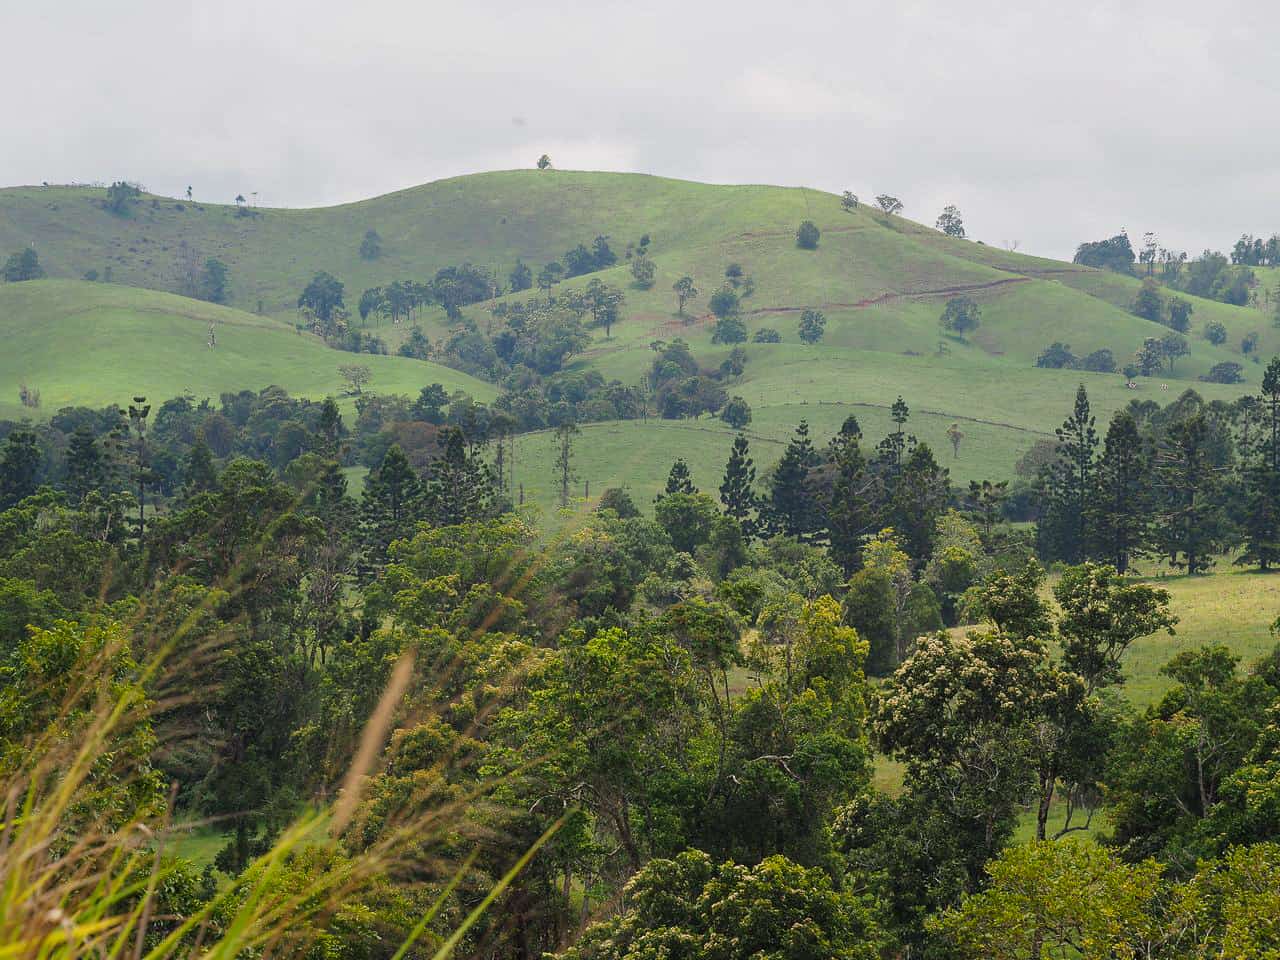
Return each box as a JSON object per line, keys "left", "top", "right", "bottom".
{"left": 796, "top": 220, "right": 820, "bottom": 249}
{"left": 752, "top": 327, "right": 782, "bottom": 343}
{"left": 1081, "top": 348, "right": 1117, "bottom": 373}
{"left": 1204, "top": 320, "right": 1228, "bottom": 345}
{"left": 1202, "top": 361, "right": 1245, "bottom": 384}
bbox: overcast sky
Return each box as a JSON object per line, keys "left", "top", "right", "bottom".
{"left": 5, "top": 0, "right": 1277, "bottom": 259}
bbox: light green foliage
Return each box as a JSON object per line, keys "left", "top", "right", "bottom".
{"left": 556, "top": 849, "right": 882, "bottom": 960}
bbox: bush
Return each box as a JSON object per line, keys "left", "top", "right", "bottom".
{"left": 752, "top": 327, "right": 782, "bottom": 343}
{"left": 711, "top": 316, "right": 748, "bottom": 344}
{"left": 1202, "top": 361, "right": 1245, "bottom": 384}
{"left": 1081, "top": 348, "right": 1117, "bottom": 373}
{"left": 1204, "top": 320, "right": 1228, "bottom": 345}
{"left": 708, "top": 287, "right": 740, "bottom": 319}
{"left": 798, "top": 309, "right": 827, "bottom": 344}
{"left": 796, "top": 220, "right": 820, "bottom": 250}
{"left": 1036, "top": 342, "right": 1078, "bottom": 369}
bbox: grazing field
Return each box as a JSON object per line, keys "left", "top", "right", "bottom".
{"left": 0, "top": 280, "right": 494, "bottom": 420}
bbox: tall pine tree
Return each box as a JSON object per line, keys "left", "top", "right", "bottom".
{"left": 421, "top": 428, "right": 497, "bottom": 526}
{"left": 64, "top": 426, "right": 105, "bottom": 502}
{"left": 828, "top": 433, "right": 877, "bottom": 575}
{"left": 358, "top": 443, "right": 421, "bottom": 578}
{"left": 1036, "top": 384, "right": 1099, "bottom": 564}
{"left": 659, "top": 458, "right": 697, "bottom": 499}
{"left": 719, "top": 434, "right": 758, "bottom": 538}
{"left": 765, "top": 420, "right": 823, "bottom": 541}
{"left": 1238, "top": 356, "right": 1280, "bottom": 570}
{"left": 1091, "top": 410, "right": 1151, "bottom": 573}
{"left": 1154, "top": 411, "right": 1232, "bottom": 574}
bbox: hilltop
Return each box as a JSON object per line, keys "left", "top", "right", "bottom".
{"left": 0, "top": 171, "right": 1265, "bottom": 503}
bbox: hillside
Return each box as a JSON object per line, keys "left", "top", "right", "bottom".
{"left": 0, "top": 280, "right": 493, "bottom": 421}
{"left": 0, "top": 171, "right": 1266, "bottom": 506}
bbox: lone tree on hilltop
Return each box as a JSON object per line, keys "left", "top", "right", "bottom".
{"left": 796, "top": 220, "right": 821, "bottom": 250}
{"left": 936, "top": 204, "right": 966, "bottom": 238}
{"left": 537, "top": 154, "right": 552, "bottom": 170}
{"left": 875, "top": 194, "right": 904, "bottom": 215}
{"left": 105, "top": 181, "right": 141, "bottom": 215}
{"left": 939, "top": 296, "right": 981, "bottom": 339}
{"left": 841, "top": 191, "right": 859, "bottom": 212}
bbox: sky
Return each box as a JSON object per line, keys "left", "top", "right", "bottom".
{"left": 4, "top": 0, "right": 1278, "bottom": 260}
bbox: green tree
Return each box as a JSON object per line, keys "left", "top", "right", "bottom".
{"left": 629, "top": 255, "right": 656, "bottom": 288}
{"left": 1153, "top": 411, "right": 1232, "bottom": 574}
{"left": 556, "top": 849, "right": 882, "bottom": 960}
{"left": 939, "top": 296, "right": 981, "bottom": 338}
{"left": 0, "top": 431, "right": 40, "bottom": 509}
{"left": 1036, "top": 385, "right": 1098, "bottom": 564}
{"left": 719, "top": 434, "right": 758, "bottom": 538}
{"left": 1239, "top": 356, "right": 1280, "bottom": 570}
{"left": 798, "top": 308, "right": 826, "bottom": 344}
{"left": 420, "top": 428, "right": 496, "bottom": 527}
{"left": 1090, "top": 410, "right": 1151, "bottom": 572}
{"left": 1160, "top": 330, "right": 1189, "bottom": 373}
{"left": 64, "top": 426, "right": 104, "bottom": 502}
{"left": 795, "top": 220, "right": 820, "bottom": 249}
{"left": 1205, "top": 319, "right": 1228, "bottom": 344}
{"left": 720, "top": 396, "right": 751, "bottom": 429}
{"left": 358, "top": 228, "right": 382, "bottom": 260}
{"left": 765, "top": 421, "right": 823, "bottom": 541}
{"left": 875, "top": 194, "right": 904, "bottom": 215}
{"left": 509, "top": 258, "right": 533, "bottom": 292}
{"left": 841, "top": 190, "right": 859, "bottom": 211}
{"left": 708, "top": 286, "right": 740, "bottom": 320}
{"left": 935, "top": 204, "right": 965, "bottom": 238}
{"left": 298, "top": 271, "right": 345, "bottom": 323}
{"left": 553, "top": 420, "right": 579, "bottom": 508}
{"left": 537, "top": 153, "right": 552, "bottom": 169}
{"left": 1134, "top": 336, "right": 1164, "bottom": 376}
{"left": 357, "top": 443, "right": 421, "bottom": 577}
{"left": 1168, "top": 295, "right": 1194, "bottom": 332}
{"left": 1131, "top": 276, "right": 1165, "bottom": 321}
{"left": 655, "top": 491, "right": 718, "bottom": 554}
{"left": 200, "top": 258, "right": 230, "bottom": 303}
{"left": 104, "top": 180, "right": 141, "bottom": 215}
{"left": 672, "top": 276, "right": 698, "bottom": 317}
{"left": 711, "top": 315, "right": 747, "bottom": 344}
{"left": 2, "top": 247, "right": 44, "bottom": 282}
{"left": 828, "top": 434, "right": 877, "bottom": 576}
{"left": 662, "top": 457, "right": 697, "bottom": 497}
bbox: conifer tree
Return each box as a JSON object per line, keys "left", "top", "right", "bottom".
{"left": 1153, "top": 411, "right": 1231, "bottom": 574}
{"left": 1036, "top": 385, "right": 1099, "bottom": 564}
{"left": 766, "top": 420, "right": 823, "bottom": 541}
{"left": 1091, "top": 410, "right": 1151, "bottom": 573}
{"left": 719, "top": 434, "right": 758, "bottom": 538}
{"left": 886, "top": 443, "right": 949, "bottom": 562}
{"left": 660, "top": 458, "right": 697, "bottom": 499}
{"left": 421, "top": 428, "right": 496, "bottom": 526}
{"left": 0, "top": 431, "right": 40, "bottom": 509}
{"left": 358, "top": 443, "right": 421, "bottom": 578}
{"left": 876, "top": 397, "right": 911, "bottom": 474}
{"left": 1238, "top": 356, "right": 1280, "bottom": 570}
{"left": 64, "top": 426, "right": 105, "bottom": 502}
{"left": 829, "top": 435, "right": 877, "bottom": 575}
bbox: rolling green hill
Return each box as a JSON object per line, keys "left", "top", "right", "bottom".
{"left": 0, "top": 171, "right": 1268, "bottom": 508}
{"left": 0, "top": 280, "right": 494, "bottom": 421}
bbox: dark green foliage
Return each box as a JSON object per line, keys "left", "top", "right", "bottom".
{"left": 719, "top": 434, "right": 757, "bottom": 538}
{"left": 1153, "top": 411, "right": 1232, "bottom": 574}
{"left": 936, "top": 204, "right": 965, "bottom": 238}
{"left": 358, "top": 228, "right": 382, "bottom": 260}
{"left": 419, "top": 428, "right": 496, "bottom": 527}
{"left": 597, "top": 486, "right": 639, "bottom": 518}
{"left": 1131, "top": 277, "right": 1164, "bottom": 322}
{"left": 64, "top": 427, "right": 105, "bottom": 502}
{"left": 358, "top": 444, "right": 421, "bottom": 577}
{"left": 798, "top": 309, "right": 826, "bottom": 344}
{"left": 752, "top": 327, "right": 781, "bottom": 343}
{"left": 1036, "top": 342, "right": 1078, "bottom": 369}
{"left": 1082, "top": 348, "right": 1116, "bottom": 373}
{"left": 939, "top": 296, "right": 981, "bottom": 338}
{"left": 0, "top": 432, "right": 40, "bottom": 509}
{"left": 1203, "top": 361, "right": 1244, "bottom": 384}
{"left": 1073, "top": 233, "right": 1135, "bottom": 273}
{"left": 1036, "top": 385, "right": 1098, "bottom": 564}
{"left": 711, "top": 315, "right": 747, "bottom": 344}
{"left": 297, "top": 271, "right": 345, "bottom": 323}
{"left": 1168, "top": 296, "right": 1194, "bottom": 332}
{"left": 661, "top": 458, "right": 697, "bottom": 497}
{"left": 1091, "top": 411, "right": 1150, "bottom": 572}
{"left": 1238, "top": 357, "right": 1280, "bottom": 570}
{"left": 3, "top": 247, "right": 44, "bottom": 282}
{"left": 104, "top": 181, "right": 142, "bottom": 215}
{"left": 708, "top": 286, "right": 740, "bottom": 320}
{"left": 719, "top": 395, "right": 751, "bottom": 429}
{"left": 795, "top": 220, "right": 820, "bottom": 249}
{"left": 1204, "top": 319, "right": 1228, "bottom": 345}
{"left": 508, "top": 258, "right": 533, "bottom": 292}
{"left": 844, "top": 567, "right": 897, "bottom": 675}
{"left": 765, "top": 421, "right": 823, "bottom": 541}
{"left": 201, "top": 258, "right": 230, "bottom": 303}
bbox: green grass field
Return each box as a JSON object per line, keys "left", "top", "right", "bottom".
{"left": 0, "top": 280, "right": 494, "bottom": 420}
